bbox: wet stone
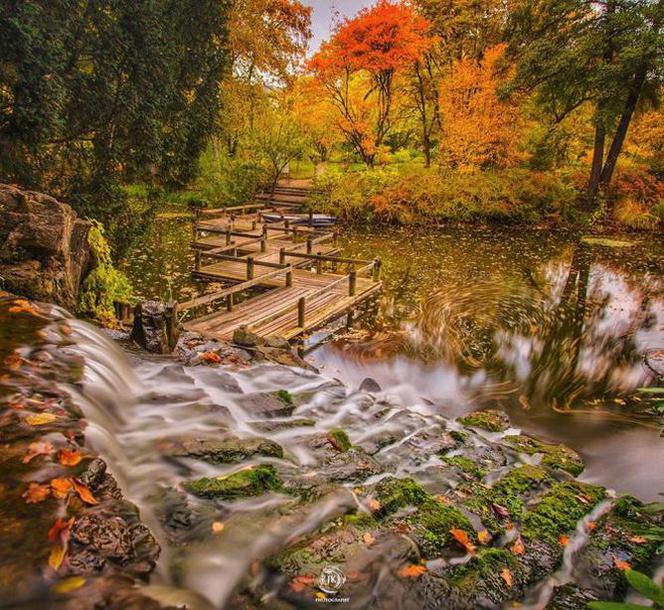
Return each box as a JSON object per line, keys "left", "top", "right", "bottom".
{"left": 237, "top": 392, "right": 297, "bottom": 418}
{"left": 504, "top": 434, "right": 585, "bottom": 476}
{"left": 359, "top": 377, "right": 382, "bottom": 393}
{"left": 249, "top": 417, "right": 316, "bottom": 432}
{"left": 165, "top": 435, "right": 284, "bottom": 464}
{"left": 546, "top": 584, "right": 599, "bottom": 610}
{"left": 457, "top": 409, "right": 510, "bottom": 433}
{"left": 184, "top": 464, "right": 283, "bottom": 499}
{"left": 319, "top": 447, "right": 383, "bottom": 483}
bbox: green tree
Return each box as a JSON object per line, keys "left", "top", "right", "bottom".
{"left": 507, "top": 0, "right": 664, "bottom": 207}
{"left": 0, "top": 0, "right": 231, "bottom": 249}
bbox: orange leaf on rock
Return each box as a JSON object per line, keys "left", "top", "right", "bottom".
{"left": 614, "top": 559, "right": 631, "bottom": 571}
{"left": 211, "top": 521, "right": 225, "bottom": 534}
{"left": 50, "top": 477, "right": 73, "bottom": 499}
{"left": 450, "top": 528, "right": 476, "bottom": 554}
{"left": 25, "top": 413, "right": 57, "bottom": 426}
{"left": 628, "top": 535, "right": 647, "bottom": 544}
{"left": 290, "top": 574, "right": 315, "bottom": 592}
{"left": 200, "top": 351, "right": 222, "bottom": 364}
{"left": 398, "top": 564, "right": 427, "bottom": 579}
{"left": 367, "top": 498, "right": 381, "bottom": 512}
{"left": 478, "top": 530, "right": 491, "bottom": 545}
{"left": 587, "top": 521, "right": 597, "bottom": 531}
{"left": 58, "top": 448, "right": 83, "bottom": 466}
{"left": 558, "top": 535, "right": 570, "bottom": 547}
{"left": 362, "top": 532, "right": 376, "bottom": 546}
{"left": 23, "top": 482, "right": 51, "bottom": 504}
{"left": 511, "top": 536, "right": 525, "bottom": 555}
{"left": 23, "top": 440, "right": 54, "bottom": 463}
{"left": 500, "top": 568, "right": 513, "bottom": 587}
{"left": 8, "top": 299, "right": 38, "bottom": 315}
{"left": 48, "top": 517, "right": 74, "bottom": 571}
{"left": 71, "top": 479, "right": 98, "bottom": 505}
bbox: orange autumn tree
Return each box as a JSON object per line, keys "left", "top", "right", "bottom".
{"left": 439, "top": 44, "right": 522, "bottom": 170}
{"left": 309, "top": 0, "right": 432, "bottom": 167}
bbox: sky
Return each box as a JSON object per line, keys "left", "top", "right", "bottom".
{"left": 304, "top": 0, "right": 373, "bottom": 52}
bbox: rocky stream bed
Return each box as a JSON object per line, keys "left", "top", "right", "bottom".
{"left": 0, "top": 293, "right": 662, "bottom": 610}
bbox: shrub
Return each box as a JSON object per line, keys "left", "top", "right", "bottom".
{"left": 610, "top": 167, "right": 664, "bottom": 230}
{"left": 78, "top": 221, "right": 135, "bottom": 324}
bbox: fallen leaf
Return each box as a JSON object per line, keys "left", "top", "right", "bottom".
{"left": 367, "top": 498, "right": 381, "bottom": 512}
{"left": 26, "top": 413, "right": 57, "bottom": 426}
{"left": 48, "top": 517, "right": 74, "bottom": 571}
{"left": 614, "top": 559, "right": 631, "bottom": 571}
{"left": 51, "top": 576, "right": 86, "bottom": 594}
{"left": 8, "top": 299, "right": 38, "bottom": 315}
{"left": 478, "top": 530, "right": 491, "bottom": 545}
{"left": 450, "top": 528, "right": 476, "bottom": 554}
{"left": 49, "top": 544, "right": 67, "bottom": 571}
{"left": 434, "top": 494, "right": 452, "bottom": 506}
{"left": 290, "top": 574, "right": 315, "bottom": 592}
{"left": 500, "top": 568, "right": 513, "bottom": 587}
{"left": 363, "top": 532, "right": 376, "bottom": 546}
{"left": 23, "top": 482, "right": 50, "bottom": 504}
{"left": 518, "top": 395, "right": 530, "bottom": 411}
{"left": 200, "top": 351, "right": 222, "bottom": 364}
{"left": 71, "top": 479, "right": 98, "bottom": 505}
{"left": 398, "top": 564, "right": 427, "bottom": 578}
{"left": 4, "top": 354, "right": 22, "bottom": 371}
{"left": 511, "top": 536, "right": 525, "bottom": 555}
{"left": 211, "top": 521, "right": 225, "bottom": 534}
{"left": 50, "top": 477, "right": 74, "bottom": 499}
{"left": 23, "top": 440, "right": 54, "bottom": 463}
{"left": 587, "top": 521, "right": 597, "bottom": 531}
{"left": 58, "top": 448, "right": 83, "bottom": 466}
{"left": 628, "top": 535, "right": 647, "bottom": 544}
{"left": 559, "top": 535, "right": 570, "bottom": 547}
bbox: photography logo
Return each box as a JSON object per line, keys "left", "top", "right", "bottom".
{"left": 316, "top": 565, "right": 348, "bottom": 601}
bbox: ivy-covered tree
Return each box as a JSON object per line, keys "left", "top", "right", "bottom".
{"left": 0, "top": 0, "right": 231, "bottom": 248}
{"left": 507, "top": 0, "right": 664, "bottom": 207}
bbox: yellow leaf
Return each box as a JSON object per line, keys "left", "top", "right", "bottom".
{"left": 500, "top": 568, "right": 513, "bottom": 587}
{"left": 477, "top": 530, "right": 491, "bottom": 545}
{"left": 71, "top": 479, "right": 98, "bottom": 505}
{"left": 50, "top": 477, "right": 73, "bottom": 499}
{"left": 52, "top": 576, "right": 86, "bottom": 594}
{"left": 49, "top": 544, "right": 66, "bottom": 571}
{"left": 26, "top": 413, "right": 57, "bottom": 426}
{"left": 58, "top": 448, "right": 83, "bottom": 466}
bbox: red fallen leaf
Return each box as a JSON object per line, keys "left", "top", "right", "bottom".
{"left": 559, "top": 535, "right": 570, "bottom": 547}
{"left": 48, "top": 517, "right": 74, "bottom": 571}
{"left": 398, "top": 564, "right": 427, "bottom": 578}
{"left": 51, "top": 477, "right": 74, "bottom": 499}
{"left": 511, "top": 536, "right": 525, "bottom": 555}
{"left": 23, "top": 482, "right": 51, "bottom": 504}
{"left": 290, "top": 574, "right": 315, "bottom": 592}
{"left": 614, "top": 558, "right": 631, "bottom": 571}
{"left": 200, "top": 351, "right": 222, "bottom": 364}
{"left": 71, "top": 479, "right": 98, "bottom": 505}
{"left": 58, "top": 448, "right": 83, "bottom": 466}
{"left": 23, "top": 440, "right": 54, "bottom": 463}
{"left": 450, "top": 528, "right": 476, "bottom": 554}
{"left": 492, "top": 503, "right": 509, "bottom": 518}
{"left": 500, "top": 568, "right": 513, "bottom": 587}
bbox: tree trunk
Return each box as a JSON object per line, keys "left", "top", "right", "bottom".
{"left": 586, "top": 119, "right": 605, "bottom": 208}
{"left": 599, "top": 72, "right": 645, "bottom": 189}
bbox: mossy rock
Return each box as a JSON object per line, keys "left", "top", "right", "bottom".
{"left": 504, "top": 434, "right": 584, "bottom": 476}
{"left": 458, "top": 409, "right": 510, "bottom": 433}
{"left": 521, "top": 481, "right": 605, "bottom": 544}
{"left": 326, "top": 428, "right": 352, "bottom": 452}
{"left": 463, "top": 464, "right": 554, "bottom": 532}
{"left": 441, "top": 455, "right": 486, "bottom": 479}
{"left": 273, "top": 389, "right": 294, "bottom": 408}
{"left": 167, "top": 436, "right": 283, "bottom": 464}
{"left": 184, "top": 465, "right": 282, "bottom": 499}
{"left": 373, "top": 477, "right": 430, "bottom": 517}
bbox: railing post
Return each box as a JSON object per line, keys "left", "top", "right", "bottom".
{"left": 316, "top": 252, "right": 323, "bottom": 275}
{"left": 297, "top": 297, "right": 306, "bottom": 327}
{"left": 279, "top": 247, "right": 286, "bottom": 265}
{"left": 225, "top": 226, "right": 232, "bottom": 245}
{"left": 372, "top": 258, "right": 382, "bottom": 282}
{"left": 195, "top": 249, "right": 201, "bottom": 271}
{"left": 308, "top": 210, "right": 313, "bottom": 227}
{"left": 246, "top": 257, "right": 254, "bottom": 280}
{"left": 227, "top": 294, "right": 233, "bottom": 311}
{"left": 252, "top": 219, "right": 257, "bottom": 231}
{"left": 306, "top": 237, "right": 312, "bottom": 254}
{"left": 286, "top": 265, "right": 293, "bottom": 287}
{"left": 348, "top": 270, "right": 357, "bottom": 296}
{"left": 260, "top": 238, "right": 267, "bottom": 253}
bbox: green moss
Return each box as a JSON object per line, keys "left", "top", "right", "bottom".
{"left": 344, "top": 512, "right": 379, "bottom": 530}
{"left": 458, "top": 409, "right": 509, "bottom": 432}
{"left": 463, "top": 465, "right": 553, "bottom": 532}
{"left": 521, "top": 481, "right": 605, "bottom": 544}
{"left": 374, "top": 477, "right": 429, "bottom": 516}
{"left": 184, "top": 464, "right": 282, "bottom": 499}
{"left": 407, "top": 498, "right": 475, "bottom": 556}
{"left": 327, "top": 428, "right": 352, "bottom": 452}
{"left": 449, "top": 548, "right": 519, "bottom": 588}
{"left": 442, "top": 455, "right": 486, "bottom": 479}
{"left": 449, "top": 430, "right": 469, "bottom": 443}
{"left": 504, "top": 434, "right": 584, "bottom": 476}
{"left": 274, "top": 389, "right": 294, "bottom": 407}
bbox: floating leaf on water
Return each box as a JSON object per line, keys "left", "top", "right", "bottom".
{"left": 23, "top": 441, "right": 54, "bottom": 463}
{"left": 581, "top": 236, "right": 635, "bottom": 248}
{"left": 25, "top": 413, "right": 57, "bottom": 426}
{"left": 23, "top": 482, "right": 50, "bottom": 504}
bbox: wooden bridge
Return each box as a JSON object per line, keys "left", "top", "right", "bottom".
{"left": 178, "top": 183, "right": 382, "bottom": 342}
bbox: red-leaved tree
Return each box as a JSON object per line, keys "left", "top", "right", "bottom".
{"left": 309, "top": 0, "right": 432, "bottom": 167}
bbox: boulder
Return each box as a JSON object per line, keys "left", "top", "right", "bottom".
{"left": 0, "top": 183, "right": 92, "bottom": 310}
{"left": 130, "top": 300, "right": 179, "bottom": 354}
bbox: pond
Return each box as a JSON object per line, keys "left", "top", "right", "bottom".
{"left": 125, "top": 217, "right": 664, "bottom": 501}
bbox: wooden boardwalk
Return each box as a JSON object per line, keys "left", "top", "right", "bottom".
{"left": 179, "top": 184, "right": 382, "bottom": 341}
